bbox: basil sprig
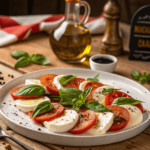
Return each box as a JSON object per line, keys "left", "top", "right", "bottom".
{"left": 15, "top": 84, "right": 45, "bottom": 96}
{"left": 32, "top": 101, "right": 53, "bottom": 118}
{"left": 87, "top": 73, "right": 100, "bottom": 82}
{"left": 59, "top": 87, "right": 111, "bottom": 112}
{"left": 11, "top": 51, "right": 50, "bottom": 68}
{"left": 102, "top": 88, "right": 121, "bottom": 94}
{"left": 59, "top": 75, "right": 77, "bottom": 85}
{"left": 132, "top": 70, "right": 150, "bottom": 84}
{"left": 112, "top": 97, "right": 143, "bottom": 105}
{"left": 85, "top": 101, "right": 111, "bottom": 112}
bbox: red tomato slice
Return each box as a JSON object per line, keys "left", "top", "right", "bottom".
{"left": 107, "top": 105, "right": 130, "bottom": 131}
{"left": 104, "top": 91, "right": 143, "bottom": 113}
{"left": 70, "top": 109, "right": 97, "bottom": 134}
{"left": 84, "top": 81, "right": 104, "bottom": 102}
{"left": 41, "top": 74, "right": 59, "bottom": 95}
{"left": 10, "top": 86, "right": 42, "bottom": 100}
{"left": 41, "top": 74, "right": 85, "bottom": 95}
{"left": 33, "top": 103, "right": 64, "bottom": 123}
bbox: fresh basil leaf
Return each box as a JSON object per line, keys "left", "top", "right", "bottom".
{"left": 147, "top": 73, "right": 150, "bottom": 80}
{"left": 102, "top": 88, "right": 121, "bottom": 94}
{"left": 79, "top": 87, "right": 92, "bottom": 101}
{"left": 11, "top": 51, "right": 29, "bottom": 58}
{"left": 31, "top": 54, "right": 50, "bottom": 65}
{"left": 87, "top": 73, "right": 100, "bottom": 82}
{"left": 72, "top": 98, "right": 84, "bottom": 110}
{"left": 15, "top": 84, "right": 45, "bottom": 96}
{"left": 131, "top": 70, "right": 142, "bottom": 81}
{"left": 14, "top": 56, "right": 30, "bottom": 68}
{"left": 59, "top": 75, "right": 77, "bottom": 85}
{"left": 139, "top": 76, "right": 148, "bottom": 84}
{"left": 112, "top": 97, "right": 143, "bottom": 105}
{"left": 59, "top": 88, "right": 82, "bottom": 105}
{"left": 32, "top": 101, "right": 53, "bottom": 118}
{"left": 114, "top": 117, "right": 126, "bottom": 121}
{"left": 85, "top": 101, "right": 111, "bottom": 112}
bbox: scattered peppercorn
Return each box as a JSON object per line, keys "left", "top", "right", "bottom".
{"left": 0, "top": 71, "right": 2, "bottom": 74}
{"left": 0, "top": 82, "right": 2, "bottom": 85}
{"left": 8, "top": 74, "right": 10, "bottom": 77}
{"left": 0, "top": 77, "right": 4, "bottom": 80}
{"left": 11, "top": 75, "right": 14, "bottom": 78}
{"left": 3, "top": 82, "right": 5, "bottom": 85}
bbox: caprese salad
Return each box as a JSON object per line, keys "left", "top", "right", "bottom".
{"left": 10, "top": 73, "right": 144, "bottom": 135}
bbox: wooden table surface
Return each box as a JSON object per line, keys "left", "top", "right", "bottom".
{"left": 0, "top": 22, "right": 150, "bottom": 150}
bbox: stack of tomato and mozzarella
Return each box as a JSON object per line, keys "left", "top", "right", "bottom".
{"left": 10, "top": 74, "right": 144, "bottom": 135}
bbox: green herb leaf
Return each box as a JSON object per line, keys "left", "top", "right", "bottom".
{"left": 87, "top": 73, "right": 100, "bottom": 82}
{"left": 114, "top": 117, "right": 126, "bottom": 121}
{"left": 112, "top": 97, "right": 143, "bottom": 105}
{"left": 102, "top": 88, "right": 121, "bottom": 94}
{"left": 85, "top": 101, "right": 111, "bottom": 112}
{"left": 131, "top": 70, "right": 142, "bottom": 81}
{"left": 15, "top": 84, "right": 45, "bottom": 96}
{"left": 59, "top": 88, "right": 83, "bottom": 105}
{"left": 79, "top": 87, "right": 92, "bottom": 101}
{"left": 32, "top": 101, "right": 53, "bottom": 118}
{"left": 14, "top": 56, "right": 31, "bottom": 68}
{"left": 139, "top": 76, "right": 148, "bottom": 84}
{"left": 59, "top": 75, "right": 77, "bottom": 85}
{"left": 31, "top": 54, "right": 50, "bottom": 65}
{"left": 11, "top": 51, "right": 29, "bottom": 58}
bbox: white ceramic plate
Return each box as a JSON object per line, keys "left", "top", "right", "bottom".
{"left": 0, "top": 68, "right": 150, "bottom": 146}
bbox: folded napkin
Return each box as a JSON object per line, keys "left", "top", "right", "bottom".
{"left": 0, "top": 14, "right": 105, "bottom": 47}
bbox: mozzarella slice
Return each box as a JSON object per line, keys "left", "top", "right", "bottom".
{"left": 15, "top": 96, "right": 50, "bottom": 113}
{"left": 79, "top": 81, "right": 90, "bottom": 91}
{"left": 25, "top": 79, "right": 50, "bottom": 94}
{"left": 85, "top": 112, "right": 114, "bottom": 135}
{"left": 121, "top": 105, "right": 143, "bottom": 130}
{"left": 92, "top": 85, "right": 114, "bottom": 104}
{"left": 53, "top": 75, "right": 64, "bottom": 90}
{"left": 43, "top": 110, "right": 79, "bottom": 133}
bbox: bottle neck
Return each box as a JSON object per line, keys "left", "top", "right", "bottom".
{"left": 65, "top": 3, "right": 80, "bottom": 23}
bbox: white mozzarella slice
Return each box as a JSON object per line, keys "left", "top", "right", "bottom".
{"left": 121, "top": 105, "right": 143, "bottom": 130}
{"left": 92, "top": 85, "right": 114, "bottom": 104}
{"left": 25, "top": 79, "right": 50, "bottom": 94}
{"left": 43, "top": 110, "right": 79, "bottom": 133}
{"left": 53, "top": 75, "right": 64, "bottom": 90}
{"left": 85, "top": 112, "right": 114, "bottom": 135}
{"left": 79, "top": 81, "right": 90, "bottom": 91}
{"left": 15, "top": 96, "right": 50, "bottom": 113}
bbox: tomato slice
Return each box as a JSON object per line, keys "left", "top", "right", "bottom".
{"left": 84, "top": 81, "right": 103, "bottom": 102}
{"left": 10, "top": 86, "right": 42, "bottom": 100}
{"left": 41, "top": 74, "right": 85, "bottom": 95}
{"left": 41, "top": 74, "right": 59, "bottom": 95}
{"left": 107, "top": 105, "right": 130, "bottom": 131}
{"left": 70, "top": 109, "right": 97, "bottom": 134}
{"left": 33, "top": 103, "right": 64, "bottom": 123}
{"left": 104, "top": 91, "right": 143, "bottom": 113}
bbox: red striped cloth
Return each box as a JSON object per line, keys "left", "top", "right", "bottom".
{"left": 0, "top": 14, "right": 105, "bottom": 47}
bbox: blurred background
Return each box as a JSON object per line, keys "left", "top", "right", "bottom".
{"left": 0, "top": 0, "right": 149, "bottom": 24}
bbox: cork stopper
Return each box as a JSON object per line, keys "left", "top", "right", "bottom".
{"left": 65, "top": 0, "right": 80, "bottom": 4}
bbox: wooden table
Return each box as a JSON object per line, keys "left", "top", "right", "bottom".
{"left": 0, "top": 22, "right": 150, "bottom": 150}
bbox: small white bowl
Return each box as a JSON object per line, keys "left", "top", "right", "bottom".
{"left": 90, "top": 54, "right": 117, "bottom": 73}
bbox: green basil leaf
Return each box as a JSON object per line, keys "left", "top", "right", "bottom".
{"left": 87, "top": 73, "right": 100, "bottom": 82}
{"left": 147, "top": 73, "right": 150, "bottom": 80}
{"left": 15, "top": 84, "right": 45, "bottom": 96}
{"left": 131, "top": 70, "right": 142, "bottom": 81}
{"left": 14, "top": 56, "right": 30, "bottom": 68}
{"left": 139, "top": 76, "right": 148, "bottom": 84}
{"left": 11, "top": 51, "right": 29, "bottom": 58}
{"left": 85, "top": 101, "right": 111, "bottom": 112}
{"left": 59, "top": 75, "right": 77, "bottom": 85}
{"left": 114, "top": 117, "right": 126, "bottom": 121}
{"left": 72, "top": 98, "right": 83, "bottom": 110}
{"left": 112, "top": 97, "right": 143, "bottom": 105}
{"left": 102, "top": 88, "right": 121, "bottom": 94}
{"left": 31, "top": 54, "right": 50, "bottom": 65}
{"left": 32, "top": 101, "right": 53, "bottom": 118}
{"left": 79, "top": 87, "right": 92, "bottom": 101}
{"left": 59, "top": 88, "right": 83, "bottom": 105}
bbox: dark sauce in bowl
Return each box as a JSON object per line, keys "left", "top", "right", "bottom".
{"left": 92, "top": 57, "right": 114, "bottom": 64}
